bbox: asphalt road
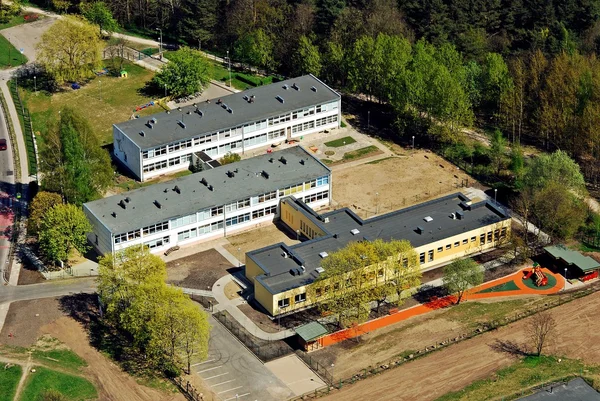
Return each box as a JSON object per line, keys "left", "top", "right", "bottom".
{"left": 191, "top": 314, "right": 293, "bottom": 401}
{"left": 0, "top": 278, "right": 96, "bottom": 304}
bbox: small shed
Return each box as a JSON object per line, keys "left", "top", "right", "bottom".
{"left": 295, "top": 322, "right": 328, "bottom": 351}
{"left": 544, "top": 245, "right": 600, "bottom": 281}
{"left": 120, "top": 70, "right": 128, "bottom": 78}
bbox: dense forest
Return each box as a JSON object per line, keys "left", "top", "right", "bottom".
{"left": 30, "top": 0, "right": 600, "bottom": 182}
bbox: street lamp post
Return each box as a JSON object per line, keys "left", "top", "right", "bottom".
{"left": 367, "top": 111, "right": 370, "bottom": 129}
{"left": 156, "top": 28, "right": 163, "bottom": 54}
{"left": 494, "top": 188, "right": 497, "bottom": 203}
{"left": 296, "top": 229, "right": 300, "bottom": 241}
{"left": 564, "top": 268, "right": 568, "bottom": 290}
{"left": 226, "top": 50, "right": 232, "bottom": 88}
{"left": 237, "top": 247, "right": 241, "bottom": 267}
{"left": 99, "top": 80, "right": 102, "bottom": 100}
{"left": 34, "top": 76, "right": 37, "bottom": 95}
{"left": 412, "top": 135, "right": 415, "bottom": 150}
{"left": 164, "top": 83, "right": 167, "bottom": 98}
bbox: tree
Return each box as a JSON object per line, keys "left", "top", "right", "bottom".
{"left": 153, "top": 47, "right": 210, "bottom": 98}
{"left": 40, "top": 390, "right": 68, "bottom": 401}
{"left": 36, "top": 16, "right": 102, "bottom": 84}
{"left": 176, "top": 0, "right": 218, "bottom": 48}
{"left": 41, "top": 107, "right": 113, "bottom": 205}
{"left": 522, "top": 150, "right": 587, "bottom": 196}
{"left": 442, "top": 258, "right": 483, "bottom": 304}
{"left": 80, "top": 1, "right": 118, "bottom": 35}
{"left": 293, "top": 35, "right": 322, "bottom": 76}
{"left": 481, "top": 52, "right": 513, "bottom": 114}
{"left": 509, "top": 143, "right": 525, "bottom": 188}
{"left": 490, "top": 129, "right": 508, "bottom": 176}
{"left": 28, "top": 191, "right": 63, "bottom": 236}
{"left": 180, "top": 301, "right": 210, "bottom": 373}
{"left": 38, "top": 204, "right": 92, "bottom": 265}
{"left": 530, "top": 182, "right": 587, "bottom": 240}
{"left": 527, "top": 310, "right": 556, "bottom": 356}
{"left": 234, "top": 29, "right": 275, "bottom": 71}
{"left": 219, "top": 152, "right": 241, "bottom": 165}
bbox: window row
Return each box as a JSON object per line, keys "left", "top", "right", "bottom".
{"left": 143, "top": 155, "right": 191, "bottom": 173}
{"left": 303, "top": 190, "right": 329, "bottom": 204}
{"left": 277, "top": 292, "right": 306, "bottom": 308}
{"left": 226, "top": 213, "right": 251, "bottom": 227}
{"left": 292, "top": 120, "right": 315, "bottom": 134}
{"left": 268, "top": 113, "right": 291, "bottom": 126}
{"left": 114, "top": 229, "right": 141, "bottom": 244}
{"left": 142, "top": 221, "right": 169, "bottom": 236}
{"left": 145, "top": 236, "right": 170, "bottom": 249}
{"left": 142, "top": 146, "right": 167, "bottom": 159}
{"left": 279, "top": 183, "right": 304, "bottom": 197}
{"left": 258, "top": 191, "right": 277, "bottom": 203}
{"left": 252, "top": 205, "right": 277, "bottom": 219}
{"left": 171, "top": 213, "right": 197, "bottom": 229}
{"left": 316, "top": 114, "right": 338, "bottom": 127}
{"left": 225, "top": 198, "right": 251, "bottom": 213}
{"left": 168, "top": 138, "right": 193, "bottom": 153}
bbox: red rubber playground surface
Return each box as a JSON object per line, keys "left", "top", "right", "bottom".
{"left": 319, "top": 268, "right": 564, "bottom": 347}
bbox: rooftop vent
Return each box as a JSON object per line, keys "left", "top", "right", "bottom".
{"left": 139, "top": 131, "right": 145, "bottom": 137}
{"left": 208, "top": 184, "right": 214, "bottom": 191}
{"left": 282, "top": 251, "right": 289, "bottom": 258}
{"left": 200, "top": 177, "right": 208, "bottom": 186}
{"left": 166, "top": 110, "right": 171, "bottom": 114}
{"left": 146, "top": 121, "right": 153, "bottom": 129}
{"left": 227, "top": 107, "right": 233, "bottom": 114}
{"left": 276, "top": 95, "right": 284, "bottom": 103}
{"left": 424, "top": 216, "right": 433, "bottom": 222}
{"left": 154, "top": 200, "right": 162, "bottom": 209}
{"left": 177, "top": 107, "right": 182, "bottom": 112}
{"left": 111, "top": 212, "right": 117, "bottom": 218}
{"left": 243, "top": 95, "right": 249, "bottom": 101}
{"left": 456, "top": 210, "right": 465, "bottom": 220}
{"left": 222, "top": 103, "right": 228, "bottom": 109}
{"left": 118, "top": 200, "right": 126, "bottom": 209}
{"left": 216, "top": 99, "right": 222, "bottom": 104}
{"left": 416, "top": 226, "right": 424, "bottom": 234}
{"left": 289, "top": 268, "right": 296, "bottom": 276}
{"left": 173, "top": 185, "right": 181, "bottom": 194}
{"left": 227, "top": 170, "right": 235, "bottom": 178}
{"left": 299, "top": 159, "right": 305, "bottom": 165}
{"left": 269, "top": 157, "right": 274, "bottom": 163}
{"left": 261, "top": 170, "right": 269, "bottom": 179}
{"left": 319, "top": 252, "right": 329, "bottom": 258}
{"left": 333, "top": 233, "right": 338, "bottom": 238}
{"left": 292, "top": 83, "right": 299, "bottom": 90}
{"left": 283, "top": 84, "right": 289, "bottom": 90}
{"left": 311, "top": 86, "right": 317, "bottom": 92}
{"left": 279, "top": 156, "right": 287, "bottom": 165}
{"left": 125, "top": 197, "right": 131, "bottom": 203}
{"left": 151, "top": 117, "right": 157, "bottom": 124}
{"left": 316, "top": 266, "right": 325, "bottom": 274}
{"left": 350, "top": 228, "right": 360, "bottom": 235}
{"left": 196, "top": 109, "right": 204, "bottom": 117}
{"left": 324, "top": 217, "right": 330, "bottom": 223}
{"left": 178, "top": 120, "right": 186, "bottom": 129}
{"left": 187, "top": 110, "right": 192, "bottom": 115}
{"left": 250, "top": 95, "right": 255, "bottom": 103}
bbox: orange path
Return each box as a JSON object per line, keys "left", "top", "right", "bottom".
{"left": 318, "top": 268, "right": 564, "bottom": 348}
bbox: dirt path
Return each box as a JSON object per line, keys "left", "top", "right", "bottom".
{"left": 12, "top": 354, "right": 32, "bottom": 401}
{"left": 321, "top": 290, "right": 600, "bottom": 401}
{"left": 41, "top": 317, "right": 186, "bottom": 401}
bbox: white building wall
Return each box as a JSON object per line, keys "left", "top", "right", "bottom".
{"left": 138, "top": 100, "right": 340, "bottom": 181}
{"left": 109, "top": 175, "right": 332, "bottom": 255}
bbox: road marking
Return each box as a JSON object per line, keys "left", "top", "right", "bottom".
{"left": 217, "top": 386, "right": 243, "bottom": 394}
{"left": 212, "top": 379, "right": 236, "bottom": 387}
{"left": 198, "top": 365, "right": 223, "bottom": 373}
{"left": 204, "top": 372, "right": 229, "bottom": 380}
{"left": 224, "top": 393, "right": 250, "bottom": 401}
{"left": 191, "top": 359, "right": 215, "bottom": 367}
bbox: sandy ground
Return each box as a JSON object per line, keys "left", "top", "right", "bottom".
{"left": 1, "top": 16, "right": 56, "bottom": 63}
{"left": 166, "top": 248, "right": 234, "bottom": 290}
{"left": 332, "top": 150, "right": 472, "bottom": 219}
{"left": 223, "top": 222, "right": 300, "bottom": 257}
{"left": 42, "top": 317, "right": 186, "bottom": 401}
{"left": 0, "top": 298, "right": 64, "bottom": 347}
{"left": 321, "top": 290, "right": 600, "bottom": 401}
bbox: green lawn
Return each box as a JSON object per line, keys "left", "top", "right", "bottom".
{"left": 0, "top": 364, "right": 22, "bottom": 401}
{"left": 20, "top": 366, "right": 97, "bottom": 401}
{"left": 436, "top": 356, "right": 600, "bottom": 401}
{"left": 476, "top": 280, "right": 519, "bottom": 294}
{"left": 0, "top": 34, "right": 27, "bottom": 68}
{"left": 342, "top": 145, "right": 380, "bottom": 161}
{"left": 20, "top": 61, "right": 156, "bottom": 145}
{"left": 325, "top": 136, "right": 357, "bottom": 147}
{"left": 0, "top": 14, "right": 25, "bottom": 30}
{"left": 32, "top": 348, "right": 88, "bottom": 373}
{"left": 438, "top": 299, "right": 536, "bottom": 328}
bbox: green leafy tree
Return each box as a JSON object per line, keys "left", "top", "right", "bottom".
{"left": 481, "top": 52, "right": 513, "bottom": 113}
{"left": 219, "top": 152, "right": 241, "bottom": 165}
{"left": 175, "top": 0, "right": 218, "bottom": 48}
{"left": 293, "top": 35, "right": 322, "bottom": 76}
{"left": 522, "top": 150, "right": 587, "bottom": 196}
{"left": 490, "top": 129, "right": 508, "bottom": 175}
{"left": 530, "top": 182, "right": 587, "bottom": 240}
{"left": 41, "top": 107, "right": 113, "bottom": 205}
{"left": 509, "top": 143, "right": 525, "bottom": 188}
{"left": 80, "top": 1, "right": 118, "bottom": 34}
{"left": 316, "top": 0, "right": 346, "bottom": 35}
{"left": 28, "top": 191, "right": 63, "bottom": 236}
{"left": 234, "top": 29, "right": 275, "bottom": 71}
{"left": 39, "top": 204, "right": 92, "bottom": 265}
{"left": 153, "top": 47, "right": 210, "bottom": 98}
{"left": 322, "top": 41, "right": 346, "bottom": 86}
{"left": 36, "top": 16, "right": 102, "bottom": 84}
{"left": 442, "top": 258, "right": 483, "bottom": 304}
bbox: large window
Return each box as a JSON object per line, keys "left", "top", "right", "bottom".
{"left": 178, "top": 227, "right": 197, "bottom": 241}
{"left": 258, "top": 191, "right": 277, "bottom": 203}
{"left": 143, "top": 159, "right": 168, "bottom": 173}
{"left": 142, "top": 145, "right": 167, "bottom": 160}
{"left": 278, "top": 298, "right": 290, "bottom": 308}
{"left": 171, "top": 213, "right": 197, "bottom": 229}
{"left": 211, "top": 206, "right": 223, "bottom": 217}
{"left": 291, "top": 120, "right": 315, "bottom": 134}
{"left": 114, "top": 229, "right": 141, "bottom": 244}
{"left": 252, "top": 205, "right": 277, "bottom": 219}
{"left": 268, "top": 113, "right": 291, "bottom": 126}
{"left": 304, "top": 190, "right": 328, "bottom": 204}
{"left": 294, "top": 293, "right": 306, "bottom": 303}
{"left": 145, "top": 236, "right": 170, "bottom": 249}
{"left": 225, "top": 198, "right": 251, "bottom": 213}
{"left": 226, "top": 213, "right": 251, "bottom": 227}
{"left": 142, "top": 221, "right": 169, "bottom": 236}
{"left": 315, "top": 114, "right": 338, "bottom": 127}
{"left": 198, "top": 220, "right": 224, "bottom": 235}
{"left": 279, "top": 183, "right": 304, "bottom": 197}
{"left": 267, "top": 128, "right": 285, "bottom": 140}
{"left": 168, "top": 138, "right": 192, "bottom": 153}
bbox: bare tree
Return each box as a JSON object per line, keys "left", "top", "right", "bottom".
{"left": 527, "top": 311, "right": 556, "bottom": 356}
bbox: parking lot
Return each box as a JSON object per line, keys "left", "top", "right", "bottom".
{"left": 191, "top": 314, "right": 293, "bottom": 401}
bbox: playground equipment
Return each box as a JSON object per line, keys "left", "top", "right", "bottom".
{"left": 523, "top": 264, "right": 548, "bottom": 286}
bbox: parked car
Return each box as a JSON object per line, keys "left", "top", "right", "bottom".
{"left": 0, "top": 138, "right": 7, "bottom": 151}
{"left": 162, "top": 43, "right": 180, "bottom": 50}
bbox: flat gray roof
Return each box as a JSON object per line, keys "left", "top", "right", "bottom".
{"left": 250, "top": 193, "right": 510, "bottom": 294}
{"left": 84, "top": 146, "right": 330, "bottom": 234}
{"left": 519, "top": 377, "right": 600, "bottom": 401}
{"left": 116, "top": 75, "right": 340, "bottom": 149}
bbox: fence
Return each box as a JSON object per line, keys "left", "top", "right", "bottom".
{"left": 9, "top": 79, "right": 38, "bottom": 178}
{"left": 295, "top": 351, "right": 334, "bottom": 385}
{"left": 213, "top": 311, "right": 293, "bottom": 362}
{"left": 173, "top": 377, "right": 214, "bottom": 401}
{"left": 289, "top": 280, "right": 600, "bottom": 400}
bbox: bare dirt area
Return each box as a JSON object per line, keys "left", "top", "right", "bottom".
{"left": 0, "top": 298, "right": 64, "bottom": 347}
{"left": 42, "top": 317, "right": 185, "bottom": 401}
{"left": 223, "top": 221, "right": 300, "bottom": 257}
{"left": 332, "top": 150, "right": 473, "bottom": 218}
{"left": 238, "top": 302, "right": 280, "bottom": 333}
{"left": 166, "top": 248, "right": 235, "bottom": 290}
{"left": 320, "top": 290, "right": 600, "bottom": 401}
{"left": 17, "top": 258, "right": 46, "bottom": 285}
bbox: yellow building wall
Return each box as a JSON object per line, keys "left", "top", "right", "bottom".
{"left": 245, "top": 257, "right": 265, "bottom": 282}
{"left": 257, "top": 219, "right": 511, "bottom": 316}
{"left": 280, "top": 200, "right": 327, "bottom": 239}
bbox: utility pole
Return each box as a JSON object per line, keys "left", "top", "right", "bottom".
{"left": 226, "top": 50, "right": 232, "bottom": 88}
{"left": 156, "top": 27, "right": 163, "bottom": 54}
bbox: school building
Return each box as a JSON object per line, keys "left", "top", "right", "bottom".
{"left": 245, "top": 193, "right": 511, "bottom": 316}
{"left": 83, "top": 147, "right": 331, "bottom": 255}
{"left": 112, "top": 74, "right": 341, "bottom": 181}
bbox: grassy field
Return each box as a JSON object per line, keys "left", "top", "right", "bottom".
{"left": 0, "top": 33, "right": 27, "bottom": 68}
{"left": 342, "top": 145, "right": 380, "bottom": 161}
{"left": 324, "top": 136, "right": 357, "bottom": 148}
{"left": 0, "top": 364, "right": 22, "bottom": 401}
{"left": 436, "top": 356, "right": 600, "bottom": 401}
{"left": 20, "top": 366, "right": 97, "bottom": 401}
{"left": 32, "top": 348, "right": 88, "bottom": 373}
{"left": 20, "top": 61, "right": 156, "bottom": 145}
{"left": 0, "top": 14, "right": 25, "bottom": 30}
{"left": 439, "top": 299, "right": 533, "bottom": 328}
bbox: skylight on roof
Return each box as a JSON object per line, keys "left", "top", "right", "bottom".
{"left": 424, "top": 216, "right": 433, "bottom": 222}
{"left": 351, "top": 228, "right": 360, "bottom": 235}
{"left": 319, "top": 252, "right": 328, "bottom": 258}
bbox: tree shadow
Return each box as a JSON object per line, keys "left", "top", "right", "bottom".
{"left": 489, "top": 339, "right": 530, "bottom": 357}
{"left": 138, "top": 79, "right": 162, "bottom": 98}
